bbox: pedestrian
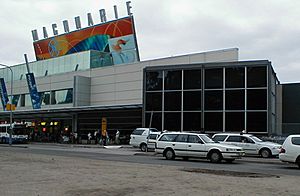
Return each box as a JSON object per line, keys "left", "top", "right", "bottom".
{"left": 115, "top": 130, "right": 120, "bottom": 144}
{"left": 94, "top": 130, "right": 98, "bottom": 144}
{"left": 101, "top": 129, "right": 107, "bottom": 146}
{"left": 88, "top": 132, "right": 92, "bottom": 144}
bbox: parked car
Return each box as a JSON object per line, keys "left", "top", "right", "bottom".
{"left": 155, "top": 132, "right": 244, "bottom": 163}
{"left": 129, "top": 128, "right": 159, "bottom": 152}
{"left": 212, "top": 133, "right": 281, "bottom": 158}
{"left": 279, "top": 135, "right": 300, "bottom": 168}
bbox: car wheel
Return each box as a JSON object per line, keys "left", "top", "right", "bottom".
{"left": 209, "top": 151, "right": 222, "bottom": 163}
{"left": 260, "top": 148, "right": 271, "bottom": 158}
{"left": 225, "top": 159, "right": 235, "bottom": 163}
{"left": 164, "top": 149, "right": 175, "bottom": 160}
{"left": 140, "top": 143, "right": 147, "bottom": 152}
{"left": 297, "top": 157, "right": 300, "bottom": 169}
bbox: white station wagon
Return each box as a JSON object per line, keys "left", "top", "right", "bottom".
{"left": 212, "top": 133, "right": 281, "bottom": 158}
{"left": 279, "top": 135, "right": 300, "bottom": 168}
{"left": 155, "top": 132, "right": 244, "bottom": 163}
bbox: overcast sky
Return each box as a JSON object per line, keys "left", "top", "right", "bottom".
{"left": 0, "top": 0, "right": 299, "bottom": 83}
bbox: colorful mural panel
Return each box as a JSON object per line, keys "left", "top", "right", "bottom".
{"left": 33, "top": 17, "right": 136, "bottom": 61}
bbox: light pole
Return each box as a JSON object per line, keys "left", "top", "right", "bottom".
{"left": 0, "top": 63, "right": 13, "bottom": 146}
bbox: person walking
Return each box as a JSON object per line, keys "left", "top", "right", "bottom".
{"left": 101, "top": 129, "right": 107, "bottom": 146}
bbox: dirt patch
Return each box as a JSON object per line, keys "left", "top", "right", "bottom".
{"left": 181, "top": 168, "right": 280, "bottom": 178}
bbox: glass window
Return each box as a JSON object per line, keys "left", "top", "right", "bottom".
{"left": 205, "top": 68, "right": 223, "bottom": 89}
{"left": 40, "top": 91, "right": 50, "bottom": 106}
{"left": 146, "top": 92, "right": 162, "bottom": 111}
{"left": 188, "top": 135, "right": 203, "bottom": 144}
{"left": 25, "top": 94, "right": 31, "bottom": 107}
{"left": 247, "top": 112, "right": 267, "bottom": 132}
{"left": 212, "top": 135, "right": 227, "bottom": 142}
{"left": 132, "top": 129, "right": 145, "bottom": 135}
{"left": 225, "top": 67, "right": 245, "bottom": 88}
{"left": 164, "top": 92, "right": 181, "bottom": 111}
{"left": 241, "top": 136, "right": 255, "bottom": 143}
{"left": 164, "top": 112, "right": 181, "bottom": 131}
{"left": 175, "top": 134, "right": 188, "bottom": 142}
{"left": 247, "top": 89, "right": 267, "bottom": 110}
{"left": 159, "top": 134, "right": 178, "bottom": 142}
{"left": 225, "top": 90, "right": 245, "bottom": 110}
{"left": 52, "top": 89, "right": 73, "bottom": 105}
{"left": 226, "top": 136, "right": 242, "bottom": 142}
{"left": 291, "top": 137, "right": 300, "bottom": 145}
{"left": 183, "top": 112, "right": 201, "bottom": 131}
{"left": 225, "top": 112, "right": 245, "bottom": 132}
{"left": 164, "top": 70, "right": 182, "bottom": 90}
{"left": 204, "top": 112, "right": 223, "bottom": 132}
{"left": 148, "top": 134, "right": 159, "bottom": 140}
{"left": 247, "top": 66, "right": 267, "bottom": 87}
{"left": 205, "top": 90, "right": 223, "bottom": 110}
{"left": 145, "top": 112, "right": 162, "bottom": 131}
{"left": 184, "top": 69, "right": 201, "bottom": 89}
{"left": 183, "top": 91, "right": 201, "bottom": 111}
{"left": 146, "top": 71, "right": 163, "bottom": 91}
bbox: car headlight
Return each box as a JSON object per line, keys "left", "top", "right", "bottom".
{"left": 272, "top": 146, "right": 281, "bottom": 149}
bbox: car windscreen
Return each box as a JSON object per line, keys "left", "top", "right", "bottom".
{"left": 199, "top": 135, "right": 215, "bottom": 143}
{"left": 249, "top": 136, "right": 263, "bottom": 142}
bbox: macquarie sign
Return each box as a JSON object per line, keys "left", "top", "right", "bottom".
{"left": 32, "top": 2, "right": 139, "bottom": 65}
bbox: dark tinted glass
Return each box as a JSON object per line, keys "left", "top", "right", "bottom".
{"left": 146, "top": 92, "right": 162, "bottom": 111}
{"left": 247, "top": 66, "right": 267, "bottom": 87}
{"left": 225, "top": 90, "right": 245, "bottom": 110}
{"left": 291, "top": 137, "right": 300, "bottom": 145}
{"left": 204, "top": 112, "right": 223, "bottom": 132}
{"left": 225, "top": 112, "right": 244, "bottom": 132}
{"left": 164, "top": 70, "right": 182, "bottom": 90}
{"left": 159, "top": 134, "right": 178, "bottom": 142}
{"left": 149, "top": 134, "right": 158, "bottom": 140}
{"left": 183, "top": 112, "right": 201, "bottom": 131}
{"left": 247, "top": 89, "right": 267, "bottom": 110}
{"left": 205, "top": 68, "right": 223, "bottom": 89}
{"left": 175, "top": 134, "right": 188, "bottom": 142}
{"left": 213, "top": 135, "right": 227, "bottom": 142}
{"left": 205, "top": 91, "right": 223, "bottom": 110}
{"left": 183, "top": 91, "right": 201, "bottom": 110}
{"left": 226, "top": 136, "right": 242, "bottom": 142}
{"left": 164, "top": 112, "right": 181, "bottom": 131}
{"left": 164, "top": 92, "right": 181, "bottom": 111}
{"left": 247, "top": 112, "right": 267, "bottom": 132}
{"left": 145, "top": 112, "right": 162, "bottom": 131}
{"left": 225, "top": 67, "right": 245, "bottom": 88}
{"left": 132, "top": 129, "right": 145, "bottom": 135}
{"left": 184, "top": 69, "right": 201, "bottom": 89}
{"left": 146, "top": 71, "right": 163, "bottom": 91}
{"left": 188, "top": 135, "right": 203, "bottom": 143}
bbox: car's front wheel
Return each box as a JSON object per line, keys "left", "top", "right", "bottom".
{"left": 260, "top": 148, "right": 271, "bottom": 158}
{"left": 164, "top": 149, "right": 175, "bottom": 160}
{"left": 140, "top": 143, "right": 147, "bottom": 152}
{"left": 209, "top": 151, "right": 222, "bottom": 163}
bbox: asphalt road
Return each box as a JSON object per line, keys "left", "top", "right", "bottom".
{"left": 2, "top": 144, "right": 300, "bottom": 177}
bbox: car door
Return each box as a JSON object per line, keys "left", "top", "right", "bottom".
{"left": 241, "top": 136, "right": 258, "bottom": 155}
{"left": 186, "top": 135, "right": 206, "bottom": 158}
{"left": 225, "top": 135, "right": 244, "bottom": 148}
{"left": 173, "top": 134, "right": 189, "bottom": 156}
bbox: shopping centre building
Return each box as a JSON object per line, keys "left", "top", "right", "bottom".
{"left": 0, "top": 14, "right": 299, "bottom": 143}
